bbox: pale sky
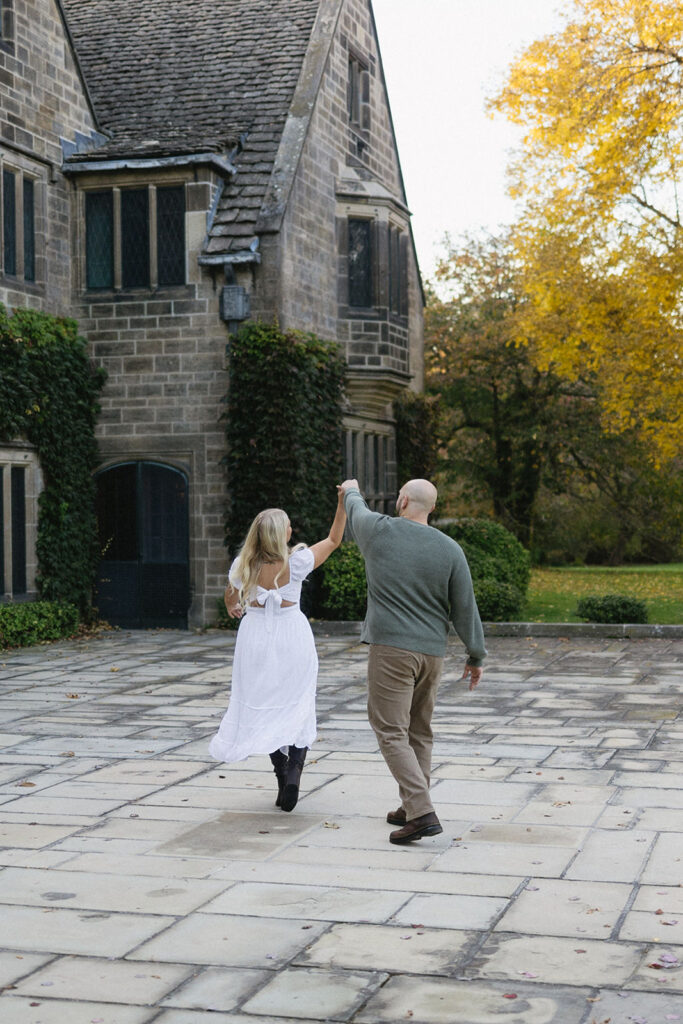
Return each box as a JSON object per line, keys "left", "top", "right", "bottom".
{"left": 372, "top": 0, "right": 567, "bottom": 280}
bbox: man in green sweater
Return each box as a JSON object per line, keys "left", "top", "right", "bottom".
{"left": 340, "top": 477, "right": 486, "bottom": 844}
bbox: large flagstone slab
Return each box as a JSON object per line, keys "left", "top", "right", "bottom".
{"left": 0, "top": 821, "right": 82, "bottom": 849}
{"left": 0, "top": 904, "right": 174, "bottom": 957}
{"left": 641, "top": 832, "right": 683, "bottom": 884}
{"left": 625, "top": 943, "right": 683, "bottom": 992}
{"left": 0, "top": 951, "right": 53, "bottom": 988}
{"left": 129, "top": 912, "right": 327, "bottom": 968}
{"left": 160, "top": 965, "right": 271, "bottom": 1011}
{"left": 430, "top": 841, "right": 574, "bottom": 878}
{"left": 391, "top": 892, "right": 508, "bottom": 931}
{"left": 156, "top": 810, "right": 324, "bottom": 860}
{"left": 199, "top": 880, "right": 406, "bottom": 923}
{"left": 10, "top": 956, "right": 193, "bottom": 1004}
{"left": 0, "top": 997, "right": 156, "bottom": 1024}
{"left": 590, "top": 989, "right": 683, "bottom": 1022}
{"left": 240, "top": 966, "right": 384, "bottom": 1020}
{"left": 494, "top": 878, "right": 633, "bottom": 939}
{"left": 0, "top": 865, "right": 227, "bottom": 914}
{"left": 295, "top": 922, "right": 472, "bottom": 975}
{"left": 513, "top": 798, "right": 607, "bottom": 827}
{"left": 355, "top": 975, "right": 588, "bottom": 1024}
{"left": 469, "top": 933, "right": 644, "bottom": 987}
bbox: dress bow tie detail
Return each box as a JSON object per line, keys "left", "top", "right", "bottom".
{"left": 256, "top": 587, "right": 283, "bottom": 631}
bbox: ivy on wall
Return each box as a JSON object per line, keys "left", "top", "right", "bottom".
{"left": 0, "top": 305, "right": 106, "bottom": 616}
{"left": 224, "top": 322, "right": 346, "bottom": 554}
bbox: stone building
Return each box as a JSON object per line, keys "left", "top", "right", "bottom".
{"left": 1, "top": 0, "right": 424, "bottom": 627}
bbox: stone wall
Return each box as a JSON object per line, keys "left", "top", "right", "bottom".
{"left": 274, "top": 0, "right": 423, "bottom": 386}
{"left": 0, "top": 0, "right": 97, "bottom": 313}
{"left": 70, "top": 167, "right": 230, "bottom": 627}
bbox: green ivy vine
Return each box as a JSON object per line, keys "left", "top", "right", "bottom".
{"left": 224, "top": 321, "right": 346, "bottom": 554}
{"left": 0, "top": 304, "right": 106, "bottom": 616}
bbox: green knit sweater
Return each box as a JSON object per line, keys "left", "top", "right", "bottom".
{"left": 344, "top": 489, "right": 487, "bottom": 664}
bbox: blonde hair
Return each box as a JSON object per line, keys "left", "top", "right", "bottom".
{"left": 232, "top": 508, "right": 304, "bottom": 608}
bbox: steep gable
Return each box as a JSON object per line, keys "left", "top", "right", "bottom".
{"left": 61, "top": 0, "right": 324, "bottom": 259}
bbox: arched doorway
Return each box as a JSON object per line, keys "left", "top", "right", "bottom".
{"left": 95, "top": 461, "right": 190, "bottom": 628}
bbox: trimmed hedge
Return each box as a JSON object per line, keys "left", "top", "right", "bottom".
{"left": 224, "top": 322, "right": 345, "bottom": 554}
{"left": 318, "top": 518, "right": 531, "bottom": 622}
{"left": 319, "top": 542, "right": 367, "bottom": 621}
{"left": 437, "top": 518, "right": 531, "bottom": 594}
{"left": 576, "top": 594, "right": 649, "bottom": 624}
{"left": 473, "top": 580, "right": 523, "bottom": 622}
{"left": 0, "top": 601, "right": 79, "bottom": 649}
{"left": 0, "top": 305, "right": 105, "bottom": 617}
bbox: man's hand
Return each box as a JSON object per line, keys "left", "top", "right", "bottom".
{"left": 462, "top": 663, "right": 483, "bottom": 691}
{"left": 339, "top": 479, "right": 360, "bottom": 495}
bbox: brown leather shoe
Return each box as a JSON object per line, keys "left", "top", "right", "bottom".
{"left": 386, "top": 807, "right": 406, "bottom": 826}
{"left": 389, "top": 811, "right": 442, "bottom": 845}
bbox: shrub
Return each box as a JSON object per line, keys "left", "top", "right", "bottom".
{"left": 437, "top": 518, "right": 531, "bottom": 594}
{"left": 0, "top": 601, "right": 79, "bottom": 649}
{"left": 473, "top": 579, "right": 524, "bottom": 622}
{"left": 576, "top": 594, "right": 649, "bottom": 624}
{"left": 225, "top": 322, "right": 345, "bottom": 554}
{"left": 319, "top": 542, "right": 367, "bottom": 620}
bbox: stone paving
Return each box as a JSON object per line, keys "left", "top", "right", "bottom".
{"left": 0, "top": 628, "right": 681, "bottom": 1024}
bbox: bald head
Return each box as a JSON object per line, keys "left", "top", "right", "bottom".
{"left": 396, "top": 479, "right": 437, "bottom": 522}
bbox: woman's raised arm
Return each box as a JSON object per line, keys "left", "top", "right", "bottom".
{"left": 309, "top": 486, "right": 347, "bottom": 568}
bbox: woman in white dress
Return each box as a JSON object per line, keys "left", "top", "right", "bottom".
{"left": 208, "top": 489, "right": 346, "bottom": 811}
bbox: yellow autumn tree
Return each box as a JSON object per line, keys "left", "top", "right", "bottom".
{"left": 490, "top": 0, "right": 683, "bottom": 461}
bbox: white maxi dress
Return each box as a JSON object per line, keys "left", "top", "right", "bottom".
{"left": 208, "top": 547, "right": 318, "bottom": 763}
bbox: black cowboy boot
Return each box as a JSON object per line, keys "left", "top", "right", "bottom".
{"left": 280, "top": 745, "right": 307, "bottom": 812}
{"left": 269, "top": 749, "right": 288, "bottom": 808}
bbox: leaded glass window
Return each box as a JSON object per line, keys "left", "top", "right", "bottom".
{"left": 348, "top": 218, "right": 372, "bottom": 308}
{"left": 157, "top": 186, "right": 185, "bottom": 286}
{"left": 23, "top": 177, "right": 34, "bottom": 282}
{"left": 2, "top": 168, "right": 16, "bottom": 276}
{"left": 86, "top": 191, "right": 113, "bottom": 289}
{"left": 121, "top": 188, "right": 149, "bottom": 288}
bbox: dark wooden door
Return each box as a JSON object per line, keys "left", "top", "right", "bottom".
{"left": 95, "top": 462, "right": 190, "bottom": 628}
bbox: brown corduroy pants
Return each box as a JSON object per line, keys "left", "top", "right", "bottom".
{"left": 367, "top": 644, "right": 444, "bottom": 821}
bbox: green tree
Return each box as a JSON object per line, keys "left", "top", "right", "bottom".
{"left": 426, "top": 234, "right": 593, "bottom": 547}
{"left": 425, "top": 235, "right": 682, "bottom": 562}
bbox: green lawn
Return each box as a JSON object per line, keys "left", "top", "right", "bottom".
{"left": 525, "top": 565, "right": 683, "bottom": 624}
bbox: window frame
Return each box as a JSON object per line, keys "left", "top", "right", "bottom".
{"left": 344, "top": 427, "right": 395, "bottom": 513}
{"left": 388, "top": 222, "right": 408, "bottom": 318}
{"left": 347, "top": 216, "right": 374, "bottom": 310}
{"left": 83, "top": 182, "right": 187, "bottom": 293}
{"left": 1, "top": 162, "right": 39, "bottom": 285}
{"left": 0, "top": 447, "right": 39, "bottom": 602}
{"left": 0, "top": 0, "right": 14, "bottom": 51}
{"left": 347, "top": 50, "right": 370, "bottom": 132}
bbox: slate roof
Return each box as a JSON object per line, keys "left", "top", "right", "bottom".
{"left": 61, "top": 0, "right": 322, "bottom": 255}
